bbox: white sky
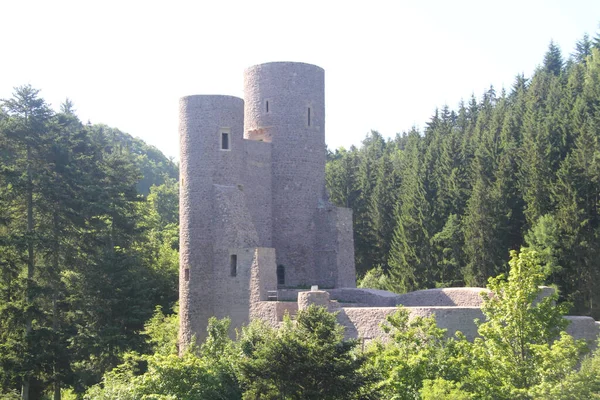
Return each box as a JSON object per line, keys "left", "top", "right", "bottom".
{"left": 1, "top": 0, "right": 599, "bottom": 160}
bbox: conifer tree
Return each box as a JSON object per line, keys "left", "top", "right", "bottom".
{"left": 387, "top": 130, "right": 432, "bottom": 292}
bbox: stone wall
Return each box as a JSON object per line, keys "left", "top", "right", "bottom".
{"left": 243, "top": 140, "right": 273, "bottom": 247}
{"left": 565, "top": 316, "right": 600, "bottom": 347}
{"left": 315, "top": 206, "right": 356, "bottom": 288}
{"left": 395, "top": 288, "right": 489, "bottom": 307}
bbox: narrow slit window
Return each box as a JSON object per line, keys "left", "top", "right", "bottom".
{"left": 184, "top": 268, "right": 190, "bottom": 281}
{"left": 277, "top": 265, "right": 285, "bottom": 285}
{"left": 221, "top": 132, "right": 229, "bottom": 150}
{"left": 230, "top": 254, "right": 237, "bottom": 277}
{"left": 307, "top": 107, "right": 311, "bottom": 126}
{"left": 266, "top": 101, "right": 269, "bottom": 113}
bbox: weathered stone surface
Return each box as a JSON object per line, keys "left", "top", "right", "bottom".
{"left": 298, "top": 290, "right": 331, "bottom": 310}
{"left": 565, "top": 316, "right": 600, "bottom": 347}
{"left": 396, "top": 288, "right": 490, "bottom": 307}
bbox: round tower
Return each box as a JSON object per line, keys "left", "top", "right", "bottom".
{"left": 244, "top": 62, "right": 326, "bottom": 287}
{"left": 179, "top": 95, "right": 244, "bottom": 348}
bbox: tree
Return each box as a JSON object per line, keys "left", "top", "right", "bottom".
{"left": 544, "top": 41, "right": 564, "bottom": 76}
{"left": 364, "top": 308, "right": 471, "bottom": 399}
{"left": 238, "top": 305, "right": 372, "bottom": 399}
{"left": 387, "top": 130, "right": 432, "bottom": 292}
{"left": 573, "top": 33, "right": 593, "bottom": 64}
{"left": 0, "top": 85, "right": 55, "bottom": 399}
{"left": 466, "top": 248, "right": 587, "bottom": 399}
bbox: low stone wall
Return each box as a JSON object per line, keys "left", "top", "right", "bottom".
{"left": 565, "top": 316, "right": 600, "bottom": 347}
{"left": 395, "top": 288, "right": 490, "bottom": 307}
{"left": 276, "top": 302, "right": 299, "bottom": 321}
{"left": 329, "top": 288, "right": 400, "bottom": 307}
{"left": 256, "top": 288, "right": 600, "bottom": 348}
{"left": 337, "top": 306, "right": 484, "bottom": 341}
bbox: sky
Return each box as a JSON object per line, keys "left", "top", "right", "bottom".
{"left": 1, "top": 0, "right": 599, "bottom": 160}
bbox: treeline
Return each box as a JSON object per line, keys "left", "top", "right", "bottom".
{"left": 0, "top": 87, "right": 179, "bottom": 398}
{"left": 85, "top": 249, "right": 600, "bottom": 400}
{"left": 326, "top": 33, "right": 600, "bottom": 319}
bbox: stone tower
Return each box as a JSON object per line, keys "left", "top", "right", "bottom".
{"left": 179, "top": 62, "right": 356, "bottom": 347}
{"left": 244, "top": 62, "right": 326, "bottom": 286}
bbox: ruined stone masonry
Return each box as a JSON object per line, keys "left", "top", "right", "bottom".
{"left": 179, "top": 62, "right": 600, "bottom": 349}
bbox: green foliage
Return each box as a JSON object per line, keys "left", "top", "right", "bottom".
{"left": 238, "top": 305, "right": 372, "bottom": 399}
{"left": 144, "top": 305, "right": 179, "bottom": 356}
{"left": 420, "top": 378, "right": 473, "bottom": 400}
{"left": 361, "top": 248, "right": 591, "bottom": 399}
{"left": 365, "top": 308, "right": 471, "bottom": 399}
{"left": 530, "top": 342, "right": 600, "bottom": 399}
{"left": 357, "top": 266, "right": 391, "bottom": 290}
{"left": 86, "top": 318, "right": 240, "bottom": 400}
{"left": 88, "top": 124, "right": 178, "bottom": 196}
{"left": 465, "top": 248, "right": 588, "bottom": 399}
{"left": 0, "top": 86, "right": 179, "bottom": 396}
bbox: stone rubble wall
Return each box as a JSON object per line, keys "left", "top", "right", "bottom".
{"left": 395, "top": 287, "right": 490, "bottom": 307}
{"left": 296, "top": 289, "right": 600, "bottom": 346}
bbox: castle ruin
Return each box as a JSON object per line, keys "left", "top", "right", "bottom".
{"left": 179, "top": 62, "right": 599, "bottom": 348}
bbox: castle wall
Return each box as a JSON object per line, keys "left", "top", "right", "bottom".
{"left": 244, "top": 62, "right": 326, "bottom": 287}
{"left": 315, "top": 206, "right": 357, "bottom": 288}
{"left": 565, "top": 316, "right": 600, "bottom": 347}
{"left": 395, "top": 288, "right": 489, "bottom": 307}
{"left": 179, "top": 95, "right": 245, "bottom": 346}
{"left": 243, "top": 140, "right": 273, "bottom": 247}
{"left": 249, "top": 248, "right": 279, "bottom": 325}
{"left": 334, "top": 207, "right": 356, "bottom": 287}
{"left": 211, "top": 185, "right": 260, "bottom": 336}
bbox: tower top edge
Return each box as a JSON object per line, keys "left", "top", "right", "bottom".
{"left": 244, "top": 61, "right": 324, "bottom": 72}
{"left": 180, "top": 94, "right": 244, "bottom": 102}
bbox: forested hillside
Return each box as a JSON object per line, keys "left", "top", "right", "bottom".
{"left": 0, "top": 89, "right": 179, "bottom": 398}
{"left": 326, "top": 35, "right": 600, "bottom": 319}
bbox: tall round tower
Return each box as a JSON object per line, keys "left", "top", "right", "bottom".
{"left": 179, "top": 95, "right": 244, "bottom": 348}
{"left": 244, "top": 62, "right": 326, "bottom": 287}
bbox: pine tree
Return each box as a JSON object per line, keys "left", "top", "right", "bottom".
{"left": 353, "top": 132, "right": 387, "bottom": 276}
{"left": 543, "top": 40, "right": 564, "bottom": 76}
{"left": 387, "top": 130, "right": 432, "bottom": 292}
{"left": 573, "top": 33, "right": 593, "bottom": 64}
{"left": 0, "top": 85, "right": 54, "bottom": 399}
{"left": 367, "top": 150, "right": 399, "bottom": 270}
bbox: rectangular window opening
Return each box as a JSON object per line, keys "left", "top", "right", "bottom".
{"left": 221, "top": 132, "right": 229, "bottom": 150}
{"left": 277, "top": 265, "right": 285, "bottom": 285}
{"left": 307, "top": 107, "right": 311, "bottom": 126}
{"left": 230, "top": 254, "right": 237, "bottom": 277}
{"left": 266, "top": 101, "right": 269, "bottom": 113}
{"left": 184, "top": 268, "right": 190, "bottom": 281}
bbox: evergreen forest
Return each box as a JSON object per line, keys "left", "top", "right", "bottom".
{"left": 2, "top": 29, "right": 600, "bottom": 399}
{"left": 0, "top": 90, "right": 179, "bottom": 398}
{"left": 328, "top": 35, "right": 600, "bottom": 320}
